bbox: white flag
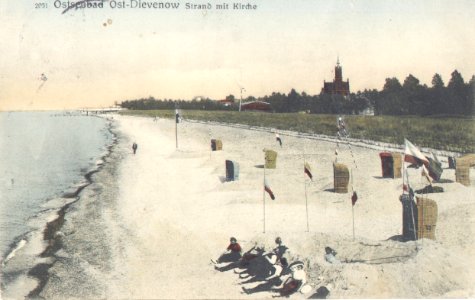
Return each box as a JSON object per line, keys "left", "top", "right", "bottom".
{"left": 404, "top": 139, "right": 429, "bottom": 166}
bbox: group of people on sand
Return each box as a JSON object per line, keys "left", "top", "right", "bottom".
{"left": 212, "top": 237, "right": 321, "bottom": 298}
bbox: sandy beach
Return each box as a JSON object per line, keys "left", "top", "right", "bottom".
{"left": 33, "top": 114, "right": 475, "bottom": 299}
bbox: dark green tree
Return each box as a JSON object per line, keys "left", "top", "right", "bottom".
{"left": 377, "top": 77, "right": 404, "bottom": 115}
{"left": 468, "top": 75, "right": 475, "bottom": 115}
{"left": 448, "top": 70, "right": 465, "bottom": 90}
{"left": 402, "top": 74, "right": 429, "bottom": 115}
{"left": 431, "top": 73, "right": 444, "bottom": 88}
{"left": 447, "top": 70, "right": 467, "bottom": 114}
{"left": 285, "top": 89, "right": 302, "bottom": 113}
{"left": 429, "top": 73, "right": 448, "bottom": 114}
{"left": 265, "top": 92, "right": 287, "bottom": 113}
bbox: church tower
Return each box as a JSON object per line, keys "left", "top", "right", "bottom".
{"left": 335, "top": 57, "right": 343, "bottom": 82}
{"left": 322, "top": 57, "right": 350, "bottom": 96}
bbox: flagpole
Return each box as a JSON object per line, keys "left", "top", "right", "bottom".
{"left": 420, "top": 170, "right": 425, "bottom": 248}
{"left": 303, "top": 155, "right": 309, "bottom": 232}
{"left": 352, "top": 203, "right": 355, "bottom": 241}
{"left": 305, "top": 179, "right": 309, "bottom": 232}
{"left": 351, "top": 169, "right": 355, "bottom": 241}
{"left": 402, "top": 137, "right": 409, "bottom": 194}
{"left": 406, "top": 169, "right": 418, "bottom": 242}
{"left": 422, "top": 196, "right": 425, "bottom": 248}
{"left": 403, "top": 140, "right": 417, "bottom": 248}
{"left": 403, "top": 162, "right": 415, "bottom": 240}
{"left": 263, "top": 161, "right": 266, "bottom": 234}
{"left": 403, "top": 162, "right": 406, "bottom": 194}
{"left": 175, "top": 110, "right": 179, "bottom": 149}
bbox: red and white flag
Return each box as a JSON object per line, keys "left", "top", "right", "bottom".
{"left": 304, "top": 162, "right": 313, "bottom": 180}
{"left": 404, "top": 139, "right": 429, "bottom": 166}
{"left": 264, "top": 179, "right": 275, "bottom": 200}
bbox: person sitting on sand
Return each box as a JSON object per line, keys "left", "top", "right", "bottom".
{"left": 270, "top": 237, "right": 288, "bottom": 263}
{"left": 238, "top": 244, "right": 265, "bottom": 267}
{"left": 237, "top": 238, "right": 287, "bottom": 275}
{"left": 215, "top": 237, "right": 242, "bottom": 272}
{"left": 237, "top": 242, "right": 292, "bottom": 295}
{"left": 239, "top": 239, "right": 289, "bottom": 283}
{"left": 324, "top": 246, "right": 340, "bottom": 264}
{"left": 279, "top": 261, "right": 308, "bottom": 296}
{"left": 259, "top": 237, "right": 288, "bottom": 271}
{"left": 239, "top": 251, "right": 286, "bottom": 284}
{"left": 215, "top": 243, "right": 265, "bottom": 274}
{"left": 241, "top": 257, "right": 290, "bottom": 295}
{"left": 217, "top": 237, "right": 242, "bottom": 263}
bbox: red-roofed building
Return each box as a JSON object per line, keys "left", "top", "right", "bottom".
{"left": 241, "top": 101, "right": 272, "bottom": 112}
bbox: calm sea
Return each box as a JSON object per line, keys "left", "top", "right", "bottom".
{"left": 0, "top": 111, "right": 113, "bottom": 264}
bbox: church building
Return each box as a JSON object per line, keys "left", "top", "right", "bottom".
{"left": 322, "top": 58, "right": 350, "bottom": 96}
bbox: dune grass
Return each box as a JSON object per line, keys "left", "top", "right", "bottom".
{"left": 120, "top": 110, "right": 475, "bottom": 153}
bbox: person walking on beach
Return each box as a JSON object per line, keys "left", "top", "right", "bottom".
{"left": 132, "top": 142, "right": 138, "bottom": 155}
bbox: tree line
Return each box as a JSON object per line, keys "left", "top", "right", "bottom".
{"left": 120, "top": 70, "right": 474, "bottom": 116}
{"left": 374, "top": 70, "right": 474, "bottom": 116}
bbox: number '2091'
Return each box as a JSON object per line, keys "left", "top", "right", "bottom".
{"left": 35, "top": 3, "right": 48, "bottom": 8}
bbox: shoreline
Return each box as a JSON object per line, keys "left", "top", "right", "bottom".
{"left": 20, "top": 118, "right": 120, "bottom": 298}
{"left": 36, "top": 117, "right": 127, "bottom": 299}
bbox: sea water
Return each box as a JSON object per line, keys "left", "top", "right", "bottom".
{"left": 0, "top": 111, "right": 114, "bottom": 290}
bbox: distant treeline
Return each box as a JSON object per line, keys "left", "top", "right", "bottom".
{"left": 120, "top": 70, "right": 475, "bottom": 116}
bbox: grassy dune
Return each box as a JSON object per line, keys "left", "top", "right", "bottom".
{"left": 120, "top": 110, "right": 475, "bottom": 153}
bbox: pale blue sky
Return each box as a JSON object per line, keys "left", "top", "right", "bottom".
{"left": 1, "top": 0, "right": 474, "bottom": 110}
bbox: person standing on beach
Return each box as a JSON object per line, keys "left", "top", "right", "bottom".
{"left": 132, "top": 142, "right": 138, "bottom": 154}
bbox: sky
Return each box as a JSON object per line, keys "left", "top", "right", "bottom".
{"left": 1, "top": 0, "right": 474, "bottom": 110}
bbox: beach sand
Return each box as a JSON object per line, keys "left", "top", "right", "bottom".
{"left": 37, "top": 114, "right": 475, "bottom": 299}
